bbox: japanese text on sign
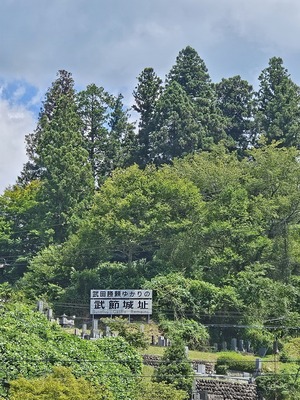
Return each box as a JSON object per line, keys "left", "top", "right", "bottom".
{"left": 90, "top": 289, "right": 152, "bottom": 315}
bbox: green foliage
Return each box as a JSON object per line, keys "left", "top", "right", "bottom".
{"left": 215, "top": 363, "right": 228, "bottom": 375}
{"left": 245, "top": 143, "right": 300, "bottom": 281}
{"left": 77, "top": 83, "right": 113, "bottom": 185}
{"left": 132, "top": 67, "right": 162, "bottom": 167}
{"left": 216, "top": 352, "right": 257, "bottom": 373}
{"left": 164, "top": 147, "right": 270, "bottom": 281}
{"left": 256, "top": 57, "right": 300, "bottom": 147}
{"left": 216, "top": 75, "right": 256, "bottom": 151}
{"left": 256, "top": 364, "right": 300, "bottom": 400}
{"left": 56, "top": 261, "right": 146, "bottom": 315}
{"left": 166, "top": 46, "right": 227, "bottom": 146}
{"left": 159, "top": 319, "right": 208, "bottom": 350}
{"left": 149, "top": 81, "right": 203, "bottom": 164}
{"left": 101, "top": 317, "right": 149, "bottom": 349}
{"left": 279, "top": 336, "right": 300, "bottom": 366}
{"left": 19, "top": 245, "right": 67, "bottom": 301}
{"left": 0, "top": 302, "right": 142, "bottom": 399}
{"left": 146, "top": 273, "right": 195, "bottom": 320}
{"left": 135, "top": 380, "right": 187, "bottom": 400}
{"left": 26, "top": 70, "right": 94, "bottom": 243}
{"left": 166, "top": 46, "right": 212, "bottom": 99}
{"left": 77, "top": 85, "right": 135, "bottom": 185}
{"left": 153, "top": 339, "right": 194, "bottom": 398}
{"left": 231, "top": 264, "right": 300, "bottom": 340}
{"left": 0, "top": 181, "right": 48, "bottom": 282}
{"left": 146, "top": 273, "right": 243, "bottom": 325}
{"left": 73, "top": 164, "right": 202, "bottom": 265}
{"left": 4, "top": 52, "right": 300, "bottom": 369}
{"left": 9, "top": 366, "right": 113, "bottom": 400}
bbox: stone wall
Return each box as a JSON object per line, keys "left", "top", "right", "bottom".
{"left": 195, "top": 379, "right": 258, "bottom": 400}
{"left": 142, "top": 355, "right": 214, "bottom": 374}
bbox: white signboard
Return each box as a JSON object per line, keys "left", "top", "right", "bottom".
{"left": 90, "top": 289, "right": 152, "bottom": 315}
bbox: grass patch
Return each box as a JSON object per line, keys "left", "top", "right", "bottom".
{"left": 142, "top": 365, "right": 155, "bottom": 382}
{"left": 142, "top": 346, "right": 218, "bottom": 362}
{"left": 141, "top": 345, "right": 290, "bottom": 373}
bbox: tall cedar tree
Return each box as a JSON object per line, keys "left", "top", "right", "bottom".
{"left": 149, "top": 81, "right": 202, "bottom": 165}
{"left": 108, "top": 93, "right": 136, "bottom": 171}
{"left": 132, "top": 67, "right": 162, "bottom": 166}
{"left": 77, "top": 84, "right": 113, "bottom": 186}
{"left": 166, "top": 46, "right": 228, "bottom": 147}
{"left": 32, "top": 70, "right": 93, "bottom": 243}
{"left": 256, "top": 57, "right": 300, "bottom": 147}
{"left": 216, "top": 75, "right": 256, "bottom": 152}
{"left": 78, "top": 87, "right": 135, "bottom": 186}
{"left": 20, "top": 71, "right": 75, "bottom": 184}
{"left": 153, "top": 339, "right": 194, "bottom": 399}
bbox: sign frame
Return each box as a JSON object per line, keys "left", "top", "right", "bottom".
{"left": 90, "top": 289, "right": 153, "bottom": 316}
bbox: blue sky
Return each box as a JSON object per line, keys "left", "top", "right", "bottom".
{"left": 1, "top": 0, "right": 300, "bottom": 192}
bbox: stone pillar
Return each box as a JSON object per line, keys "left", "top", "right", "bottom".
{"left": 231, "top": 338, "right": 237, "bottom": 351}
{"left": 246, "top": 340, "right": 251, "bottom": 353}
{"left": 37, "top": 300, "right": 44, "bottom": 313}
{"left": 197, "top": 364, "right": 206, "bottom": 374}
{"left": 222, "top": 341, "right": 227, "bottom": 351}
{"left": 74, "top": 328, "right": 80, "bottom": 336}
{"left": 184, "top": 346, "right": 189, "bottom": 357}
{"left": 256, "top": 358, "right": 262, "bottom": 372}
{"left": 158, "top": 336, "right": 165, "bottom": 346}
{"left": 59, "top": 313, "right": 68, "bottom": 327}
{"left": 238, "top": 339, "right": 244, "bottom": 352}
{"left": 91, "top": 319, "right": 99, "bottom": 339}
{"left": 47, "top": 308, "right": 53, "bottom": 320}
{"left": 82, "top": 323, "right": 87, "bottom": 338}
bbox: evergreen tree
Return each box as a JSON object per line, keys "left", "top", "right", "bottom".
{"left": 149, "top": 81, "right": 203, "bottom": 164}
{"left": 166, "top": 46, "right": 228, "bottom": 146}
{"left": 108, "top": 93, "right": 136, "bottom": 171}
{"left": 78, "top": 86, "right": 136, "bottom": 185}
{"left": 28, "top": 70, "right": 94, "bottom": 243}
{"left": 132, "top": 67, "right": 162, "bottom": 166}
{"left": 256, "top": 57, "right": 300, "bottom": 147}
{"left": 216, "top": 75, "right": 256, "bottom": 151}
{"left": 77, "top": 83, "right": 112, "bottom": 186}
{"left": 153, "top": 339, "right": 194, "bottom": 399}
{"left": 21, "top": 70, "right": 76, "bottom": 184}
{"left": 166, "top": 46, "right": 210, "bottom": 99}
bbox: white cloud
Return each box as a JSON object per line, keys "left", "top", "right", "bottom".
{"left": 0, "top": 99, "right": 35, "bottom": 193}
{"left": 1, "top": 0, "right": 300, "bottom": 192}
{"left": 2, "top": 0, "right": 300, "bottom": 92}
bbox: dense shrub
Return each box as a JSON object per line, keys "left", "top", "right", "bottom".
{"left": 159, "top": 319, "right": 208, "bottom": 350}
{"left": 9, "top": 366, "right": 113, "bottom": 400}
{"left": 0, "top": 302, "right": 142, "bottom": 399}
{"left": 216, "top": 352, "right": 256, "bottom": 373}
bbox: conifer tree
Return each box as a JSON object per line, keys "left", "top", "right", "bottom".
{"left": 216, "top": 75, "right": 256, "bottom": 151}
{"left": 149, "top": 81, "right": 203, "bottom": 164}
{"left": 108, "top": 93, "right": 136, "bottom": 170}
{"left": 132, "top": 67, "right": 162, "bottom": 166}
{"left": 153, "top": 339, "right": 194, "bottom": 399}
{"left": 256, "top": 57, "right": 300, "bottom": 147}
{"left": 166, "top": 46, "right": 228, "bottom": 146}
{"left": 78, "top": 86, "right": 135, "bottom": 185}
{"left": 77, "top": 83, "right": 112, "bottom": 186}
{"left": 26, "top": 70, "right": 94, "bottom": 243}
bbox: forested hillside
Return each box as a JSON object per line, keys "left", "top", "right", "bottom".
{"left": 1, "top": 46, "right": 300, "bottom": 397}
